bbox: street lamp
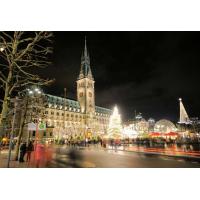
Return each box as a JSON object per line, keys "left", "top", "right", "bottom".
{"left": 0, "top": 47, "right": 5, "bottom": 52}
{"left": 28, "top": 86, "right": 43, "bottom": 145}
{"left": 4, "top": 83, "right": 44, "bottom": 167}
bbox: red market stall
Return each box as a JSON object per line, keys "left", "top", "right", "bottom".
{"left": 164, "top": 132, "right": 178, "bottom": 139}
{"left": 149, "top": 132, "right": 161, "bottom": 138}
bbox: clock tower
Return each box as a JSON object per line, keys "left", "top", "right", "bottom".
{"left": 77, "top": 38, "right": 95, "bottom": 115}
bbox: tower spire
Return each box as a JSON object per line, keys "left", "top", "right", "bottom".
{"left": 84, "top": 36, "right": 87, "bottom": 57}
{"left": 78, "top": 37, "right": 93, "bottom": 80}
{"left": 179, "top": 98, "right": 190, "bottom": 124}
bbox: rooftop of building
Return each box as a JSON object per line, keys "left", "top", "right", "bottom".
{"left": 45, "top": 94, "right": 112, "bottom": 115}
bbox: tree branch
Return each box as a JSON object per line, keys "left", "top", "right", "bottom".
{"left": 2, "top": 32, "right": 13, "bottom": 42}
{"left": 15, "top": 32, "right": 44, "bottom": 61}
{"left": 0, "top": 76, "right": 6, "bottom": 84}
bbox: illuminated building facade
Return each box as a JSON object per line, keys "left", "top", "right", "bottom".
{"left": 42, "top": 39, "right": 112, "bottom": 139}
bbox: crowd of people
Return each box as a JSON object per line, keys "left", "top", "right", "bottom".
{"left": 18, "top": 140, "right": 53, "bottom": 167}
{"left": 1, "top": 134, "right": 200, "bottom": 167}
{"left": 18, "top": 141, "right": 34, "bottom": 162}
{"left": 132, "top": 136, "right": 200, "bottom": 147}
{"left": 0, "top": 138, "right": 53, "bottom": 167}
{"left": 55, "top": 135, "right": 104, "bottom": 147}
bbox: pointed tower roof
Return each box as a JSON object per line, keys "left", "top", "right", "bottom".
{"left": 179, "top": 98, "right": 190, "bottom": 124}
{"left": 84, "top": 36, "right": 88, "bottom": 57}
{"left": 78, "top": 37, "right": 93, "bottom": 80}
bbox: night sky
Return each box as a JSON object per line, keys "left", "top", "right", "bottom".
{"left": 41, "top": 32, "right": 200, "bottom": 122}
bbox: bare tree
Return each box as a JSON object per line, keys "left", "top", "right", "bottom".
{"left": 14, "top": 90, "right": 47, "bottom": 160}
{"left": 0, "top": 31, "right": 54, "bottom": 136}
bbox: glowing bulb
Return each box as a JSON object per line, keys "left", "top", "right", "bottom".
{"left": 0, "top": 47, "right": 5, "bottom": 52}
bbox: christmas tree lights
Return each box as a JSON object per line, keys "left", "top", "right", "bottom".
{"left": 107, "top": 106, "right": 123, "bottom": 139}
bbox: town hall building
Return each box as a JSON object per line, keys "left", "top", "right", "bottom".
{"left": 42, "top": 39, "right": 112, "bottom": 139}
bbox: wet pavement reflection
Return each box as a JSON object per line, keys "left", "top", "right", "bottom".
{"left": 42, "top": 144, "right": 200, "bottom": 168}
{"left": 119, "top": 143, "right": 200, "bottom": 157}
{"left": 2, "top": 143, "right": 200, "bottom": 168}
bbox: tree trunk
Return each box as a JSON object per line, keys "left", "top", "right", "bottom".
{"left": 14, "top": 97, "right": 28, "bottom": 161}
{"left": 0, "top": 74, "right": 12, "bottom": 136}
{"left": 0, "top": 92, "right": 9, "bottom": 136}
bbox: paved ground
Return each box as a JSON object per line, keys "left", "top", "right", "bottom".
{"left": 1, "top": 146, "right": 200, "bottom": 168}
{"left": 78, "top": 148, "right": 200, "bottom": 168}
{"left": 0, "top": 150, "right": 30, "bottom": 168}
{"left": 50, "top": 146, "right": 200, "bottom": 168}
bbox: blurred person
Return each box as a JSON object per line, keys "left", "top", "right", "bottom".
{"left": 100, "top": 138, "right": 103, "bottom": 147}
{"left": 68, "top": 148, "right": 83, "bottom": 167}
{"left": 11, "top": 140, "right": 15, "bottom": 150}
{"left": 19, "top": 142, "right": 27, "bottom": 162}
{"left": 85, "top": 138, "right": 88, "bottom": 147}
{"left": 102, "top": 139, "right": 107, "bottom": 148}
{"left": 26, "top": 141, "right": 34, "bottom": 162}
{"left": 35, "top": 143, "right": 45, "bottom": 168}
{"left": 114, "top": 139, "right": 120, "bottom": 151}
{"left": 44, "top": 144, "right": 53, "bottom": 167}
{"left": 110, "top": 139, "right": 114, "bottom": 149}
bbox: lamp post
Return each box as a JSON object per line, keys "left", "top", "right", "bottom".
{"left": 28, "top": 87, "right": 43, "bottom": 146}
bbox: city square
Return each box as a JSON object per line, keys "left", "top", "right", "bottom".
{"left": 0, "top": 31, "right": 200, "bottom": 168}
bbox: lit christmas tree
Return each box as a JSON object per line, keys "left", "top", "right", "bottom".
{"left": 107, "top": 106, "right": 123, "bottom": 139}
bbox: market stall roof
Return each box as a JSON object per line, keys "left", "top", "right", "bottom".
{"left": 164, "top": 132, "right": 178, "bottom": 136}
{"left": 149, "top": 132, "right": 161, "bottom": 137}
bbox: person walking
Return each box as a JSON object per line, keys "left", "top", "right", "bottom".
{"left": 100, "top": 138, "right": 103, "bottom": 147}
{"left": 11, "top": 140, "right": 15, "bottom": 150}
{"left": 44, "top": 144, "right": 53, "bottom": 167}
{"left": 35, "top": 143, "right": 45, "bottom": 168}
{"left": 110, "top": 139, "right": 114, "bottom": 149}
{"left": 26, "top": 141, "right": 34, "bottom": 162}
{"left": 19, "top": 142, "right": 27, "bottom": 162}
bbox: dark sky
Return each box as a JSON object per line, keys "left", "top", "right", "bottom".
{"left": 43, "top": 32, "right": 200, "bottom": 122}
